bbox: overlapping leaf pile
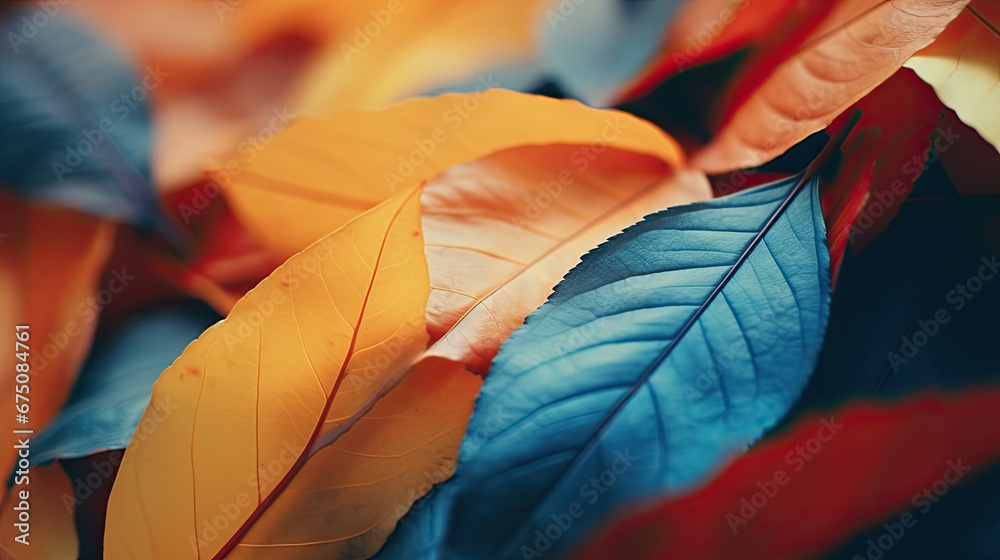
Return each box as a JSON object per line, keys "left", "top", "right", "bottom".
{"left": 1, "top": 1, "right": 998, "bottom": 559}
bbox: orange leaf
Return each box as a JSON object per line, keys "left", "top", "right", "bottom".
{"left": 420, "top": 144, "right": 710, "bottom": 372}
{"left": 0, "top": 194, "right": 116, "bottom": 500}
{"left": 283, "top": 0, "right": 547, "bottom": 113}
{"left": 692, "top": 0, "right": 969, "bottom": 173}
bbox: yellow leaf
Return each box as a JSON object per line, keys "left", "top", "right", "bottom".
{"left": 281, "top": 0, "right": 547, "bottom": 113}
{"left": 227, "top": 358, "right": 481, "bottom": 559}
{"left": 224, "top": 90, "right": 687, "bottom": 260}
{"left": 905, "top": 1, "right": 1000, "bottom": 154}
{"left": 692, "top": 0, "right": 970, "bottom": 173}
{"left": 104, "top": 186, "right": 429, "bottom": 560}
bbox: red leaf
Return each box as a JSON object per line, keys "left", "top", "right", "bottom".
{"left": 830, "top": 69, "right": 943, "bottom": 253}
{"left": 569, "top": 389, "right": 1000, "bottom": 560}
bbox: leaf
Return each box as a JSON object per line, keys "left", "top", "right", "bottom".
{"left": 820, "top": 126, "right": 877, "bottom": 283}
{"left": 3, "top": 297, "right": 226, "bottom": 560}
{"left": 905, "top": 1, "right": 1000, "bottom": 155}
{"left": 935, "top": 105, "right": 1000, "bottom": 196}
{"left": 104, "top": 186, "right": 429, "bottom": 559}
{"left": 66, "top": 0, "right": 316, "bottom": 192}
{"left": 224, "top": 90, "right": 686, "bottom": 260}
{"left": 691, "top": 0, "right": 969, "bottom": 174}
{"left": 0, "top": 193, "right": 116, "bottom": 501}
{"left": 226, "top": 357, "right": 481, "bottom": 560}
{"left": 420, "top": 144, "right": 710, "bottom": 373}
{"left": 159, "top": 185, "right": 279, "bottom": 314}
{"left": 618, "top": 0, "right": 803, "bottom": 101}
{"left": 539, "top": 0, "right": 680, "bottom": 105}
{"left": 567, "top": 389, "right": 1000, "bottom": 560}
{"left": 0, "top": 6, "right": 177, "bottom": 240}
{"left": 827, "top": 68, "right": 943, "bottom": 253}
{"left": 30, "top": 302, "right": 220, "bottom": 467}
{"left": 382, "top": 168, "right": 833, "bottom": 558}
{"left": 286, "top": 0, "right": 548, "bottom": 113}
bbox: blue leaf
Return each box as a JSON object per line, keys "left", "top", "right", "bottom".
{"left": 416, "top": 0, "right": 680, "bottom": 106}
{"left": 0, "top": 6, "right": 180, "bottom": 242}
{"left": 26, "top": 302, "right": 220, "bottom": 470}
{"left": 540, "top": 0, "right": 681, "bottom": 106}
{"left": 381, "top": 172, "right": 831, "bottom": 559}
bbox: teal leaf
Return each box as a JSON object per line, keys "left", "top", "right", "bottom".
{"left": 540, "top": 0, "right": 681, "bottom": 105}
{"left": 27, "top": 302, "right": 220, "bottom": 470}
{"left": 0, "top": 7, "right": 183, "bottom": 245}
{"left": 381, "top": 171, "right": 832, "bottom": 559}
